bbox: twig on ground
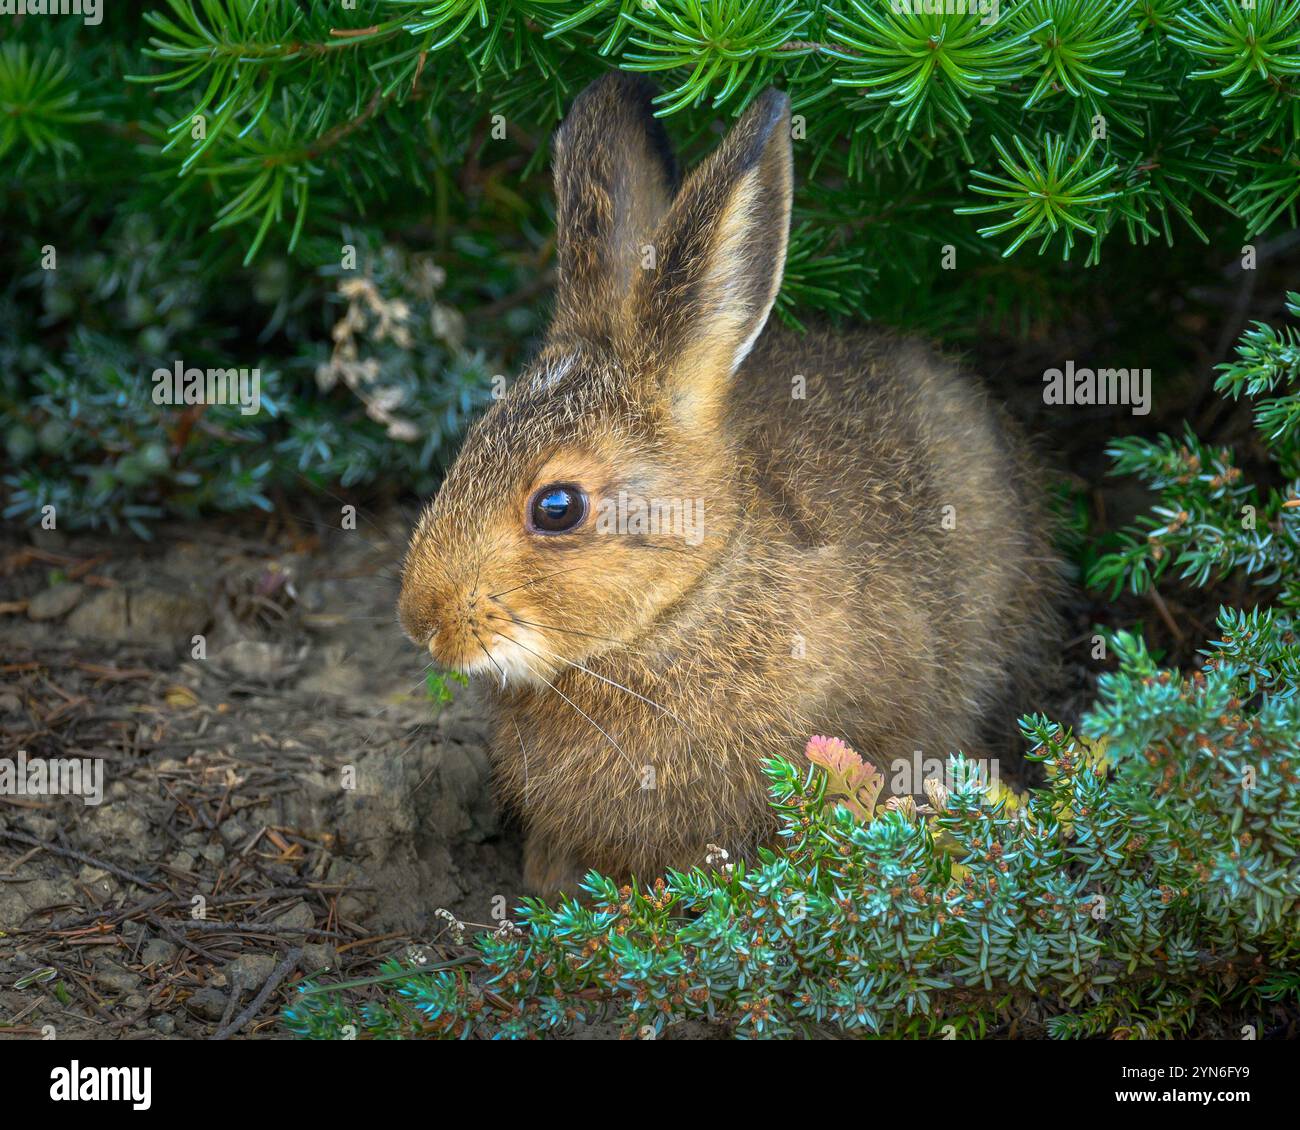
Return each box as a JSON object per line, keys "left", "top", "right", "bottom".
{"left": 211, "top": 948, "right": 302, "bottom": 1041}
{"left": 0, "top": 829, "right": 161, "bottom": 890}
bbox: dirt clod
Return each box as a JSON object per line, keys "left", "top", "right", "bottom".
{"left": 26, "top": 582, "right": 83, "bottom": 621}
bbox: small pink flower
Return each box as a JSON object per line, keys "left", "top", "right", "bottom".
{"left": 806, "top": 735, "right": 858, "bottom": 775}
{"left": 805, "top": 735, "right": 882, "bottom": 823}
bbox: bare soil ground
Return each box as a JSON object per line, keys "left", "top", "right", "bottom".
{"left": 0, "top": 505, "right": 521, "bottom": 1040}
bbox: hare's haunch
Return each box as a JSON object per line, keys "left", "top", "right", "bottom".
{"left": 399, "top": 74, "right": 1063, "bottom": 897}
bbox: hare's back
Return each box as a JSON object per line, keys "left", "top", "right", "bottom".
{"left": 733, "top": 328, "right": 1027, "bottom": 541}
{"left": 731, "top": 327, "right": 1058, "bottom": 717}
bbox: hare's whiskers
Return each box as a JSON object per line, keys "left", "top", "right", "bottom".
{"left": 491, "top": 626, "right": 639, "bottom": 774}
{"left": 472, "top": 629, "right": 507, "bottom": 688}
{"left": 488, "top": 568, "right": 580, "bottom": 600}
{"left": 486, "top": 613, "right": 626, "bottom": 648}
{"left": 511, "top": 718, "right": 533, "bottom": 807}
{"left": 500, "top": 632, "right": 694, "bottom": 762}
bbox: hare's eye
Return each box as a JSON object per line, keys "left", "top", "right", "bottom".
{"left": 529, "top": 483, "right": 588, "bottom": 534}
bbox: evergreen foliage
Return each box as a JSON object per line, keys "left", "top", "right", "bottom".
{"left": 1089, "top": 292, "right": 1300, "bottom": 605}
{"left": 4, "top": 1, "right": 1300, "bottom": 529}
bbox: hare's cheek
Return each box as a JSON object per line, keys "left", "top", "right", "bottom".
{"left": 473, "top": 619, "right": 552, "bottom": 686}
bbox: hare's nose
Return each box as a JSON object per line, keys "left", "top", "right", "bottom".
{"left": 455, "top": 589, "right": 487, "bottom": 629}
{"left": 471, "top": 603, "right": 497, "bottom": 638}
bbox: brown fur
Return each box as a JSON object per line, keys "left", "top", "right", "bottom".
{"left": 397, "top": 75, "right": 1063, "bottom": 896}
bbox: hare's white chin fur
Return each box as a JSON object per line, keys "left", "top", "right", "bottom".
{"left": 443, "top": 623, "right": 552, "bottom": 688}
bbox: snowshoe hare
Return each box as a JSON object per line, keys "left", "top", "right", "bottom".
{"left": 399, "top": 74, "right": 1062, "bottom": 896}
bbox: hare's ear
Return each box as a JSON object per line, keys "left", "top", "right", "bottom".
{"left": 631, "top": 88, "right": 791, "bottom": 430}
{"left": 551, "top": 73, "right": 679, "bottom": 343}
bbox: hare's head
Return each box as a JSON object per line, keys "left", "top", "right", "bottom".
{"left": 399, "top": 73, "right": 792, "bottom": 684}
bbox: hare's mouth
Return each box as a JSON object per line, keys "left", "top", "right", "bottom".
{"left": 449, "top": 620, "right": 553, "bottom": 689}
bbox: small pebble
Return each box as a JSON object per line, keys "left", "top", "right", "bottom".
{"left": 141, "top": 938, "right": 179, "bottom": 966}
{"left": 27, "top": 582, "right": 83, "bottom": 621}
{"left": 184, "top": 987, "right": 227, "bottom": 1022}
